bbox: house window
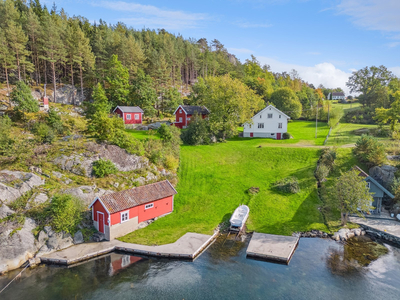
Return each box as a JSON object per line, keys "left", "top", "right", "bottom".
{"left": 179, "top": 109, "right": 182, "bottom": 113}
{"left": 121, "top": 211, "right": 129, "bottom": 223}
{"left": 279, "top": 115, "right": 281, "bottom": 118}
{"left": 121, "top": 255, "right": 130, "bottom": 268}
{"left": 126, "top": 114, "right": 131, "bottom": 120}
{"left": 179, "top": 117, "right": 183, "bottom": 122}
{"left": 268, "top": 114, "right": 273, "bottom": 118}
{"left": 367, "top": 182, "right": 371, "bottom": 189}
{"left": 134, "top": 114, "right": 139, "bottom": 120}
{"left": 258, "top": 123, "right": 264, "bottom": 129}
{"left": 278, "top": 123, "right": 282, "bottom": 129}
{"left": 188, "top": 117, "right": 191, "bottom": 121}
{"left": 145, "top": 203, "right": 154, "bottom": 210}
{"left": 260, "top": 115, "right": 262, "bottom": 118}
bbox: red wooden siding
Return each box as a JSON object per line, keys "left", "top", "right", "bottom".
{"left": 175, "top": 108, "right": 187, "bottom": 128}
{"left": 110, "top": 206, "right": 139, "bottom": 226}
{"left": 115, "top": 107, "right": 143, "bottom": 125}
{"left": 93, "top": 200, "right": 109, "bottom": 226}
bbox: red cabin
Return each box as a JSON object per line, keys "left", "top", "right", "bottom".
{"left": 173, "top": 105, "right": 210, "bottom": 129}
{"left": 88, "top": 180, "right": 177, "bottom": 240}
{"left": 113, "top": 106, "right": 144, "bottom": 125}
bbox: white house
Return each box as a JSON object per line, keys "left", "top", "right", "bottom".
{"left": 331, "top": 92, "right": 345, "bottom": 101}
{"left": 243, "top": 105, "right": 290, "bottom": 140}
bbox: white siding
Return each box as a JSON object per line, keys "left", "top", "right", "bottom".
{"left": 243, "top": 105, "right": 289, "bottom": 139}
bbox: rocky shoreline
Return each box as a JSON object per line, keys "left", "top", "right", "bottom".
{"left": 293, "top": 228, "right": 366, "bottom": 242}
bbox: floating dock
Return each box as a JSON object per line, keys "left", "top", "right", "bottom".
{"left": 40, "top": 232, "right": 218, "bottom": 266}
{"left": 246, "top": 232, "right": 299, "bottom": 264}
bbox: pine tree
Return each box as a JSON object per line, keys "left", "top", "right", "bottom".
{"left": 75, "top": 23, "right": 94, "bottom": 100}
{"left": 105, "top": 54, "right": 129, "bottom": 106}
{"left": 22, "top": 7, "right": 41, "bottom": 84}
{"left": 10, "top": 80, "right": 39, "bottom": 113}
{"left": 0, "top": 30, "right": 15, "bottom": 92}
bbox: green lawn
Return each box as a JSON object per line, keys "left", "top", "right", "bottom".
{"left": 235, "top": 120, "right": 330, "bottom": 146}
{"left": 326, "top": 123, "right": 389, "bottom": 146}
{"left": 331, "top": 101, "right": 362, "bottom": 112}
{"left": 126, "top": 129, "right": 161, "bottom": 140}
{"left": 119, "top": 139, "right": 328, "bottom": 245}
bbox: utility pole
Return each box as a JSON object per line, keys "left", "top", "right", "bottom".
{"left": 315, "top": 104, "right": 318, "bottom": 139}
{"left": 327, "top": 100, "right": 330, "bottom": 124}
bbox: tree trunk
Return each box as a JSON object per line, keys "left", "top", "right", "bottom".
{"left": 79, "top": 64, "right": 84, "bottom": 101}
{"left": 16, "top": 49, "right": 21, "bottom": 81}
{"left": 71, "top": 62, "right": 75, "bottom": 105}
{"left": 5, "top": 66, "right": 9, "bottom": 93}
{"left": 44, "top": 60, "right": 47, "bottom": 85}
{"left": 52, "top": 62, "right": 56, "bottom": 103}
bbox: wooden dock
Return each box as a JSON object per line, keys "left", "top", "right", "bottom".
{"left": 39, "top": 232, "right": 218, "bottom": 266}
{"left": 246, "top": 232, "right": 299, "bottom": 264}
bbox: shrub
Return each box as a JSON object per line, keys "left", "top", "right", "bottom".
{"left": 111, "top": 130, "right": 144, "bottom": 156}
{"left": 10, "top": 81, "right": 39, "bottom": 113}
{"left": 164, "top": 155, "right": 179, "bottom": 171}
{"left": 46, "top": 108, "right": 64, "bottom": 134}
{"left": 33, "top": 122, "right": 55, "bottom": 144}
{"left": 158, "top": 124, "right": 181, "bottom": 146}
{"left": 0, "top": 115, "right": 14, "bottom": 155}
{"left": 92, "top": 159, "right": 118, "bottom": 178}
{"left": 181, "top": 115, "right": 211, "bottom": 145}
{"left": 316, "top": 164, "right": 330, "bottom": 182}
{"left": 353, "top": 135, "right": 386, "bottom": 167}
{"left": 50, "top": 194, "right": 83, "bottom": 233}
{"left": 273, "top": 177, "right": 300, "bottom": 194}
{"left": 282, "top": 132, "right": 291, "bottom": 140}
{"left": 320, "top": 148, "right": 337, "bottom": 169}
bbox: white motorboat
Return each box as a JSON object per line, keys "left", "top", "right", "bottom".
{"left": 229, "top": 205, "right": 249, "bottom": 231}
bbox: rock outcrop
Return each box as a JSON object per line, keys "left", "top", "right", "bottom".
{"left": 63, "top": 185, "right": 114, "bottom": 206}
{"left": 332, "top": 228, "right": 365, "bottom": 241}
{"left": 369, "top": 165, "right": 397, "bottom": 189}
{"left": 54, "top": 143, "right": 149, "bottom": 177}
{"left": 0, "top": 217, "right": 39, "bottom": 274}
{"left": 25, "top": 193, "right": 49, "bottom": 209}
{"left": 0, "top": 171, "right": 45, "bottom": 204}
{"left": 31, "top": 85, "right": 89, "bottom": 106}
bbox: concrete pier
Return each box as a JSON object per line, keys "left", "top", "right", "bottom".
{"left": 40, "top": 232, "right": 218, "bottom": 266}
{"left": 246, "top": 232, "right": 299, "bottom": 264}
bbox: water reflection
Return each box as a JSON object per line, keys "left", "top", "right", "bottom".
{"left": 326, "top": 236, "right": 388, "bottom": 276}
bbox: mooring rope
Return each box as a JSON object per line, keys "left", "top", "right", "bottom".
{"left": 0, "top": 262, "right": 30, "bottom": 295}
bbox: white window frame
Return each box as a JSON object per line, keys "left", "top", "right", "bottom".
{"left": 179, "top": 117, "right": 183, "bottom": 122}
{"left": 134, "top": 113, "right": 139, "bottom": 120}
{"left": 279, "top": 115, "right": 281, "bottom": 118}
{"left": 278, "top": 123, "right": 282, "bottom": 129}
{"left": 258, "top": 123, "right": 264, "bottom": 129}
{"left": 126, "top": 114, "right": 131, "bottom": 120}
{"left": 179, "top": 109, "right": 182, "bottom": 113}
{"left": 187, "top": 117, "right": 191, "bottom": 121}
{"left": 121, "top": 255, "right": 130, "bottom": 268}
{"left": 268, "top": 114, "right": 273, "bottom": 118}
{"left": 120, "top": 210, "right": 129, "bottom": 223}
{"left": 367, "top": 182, "right": 371, "bottom": 189}
{"left": 145, "top": 203, "right": 154, "bottom": 210}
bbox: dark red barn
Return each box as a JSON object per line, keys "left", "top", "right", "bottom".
{"left": 173, "top": 105, "right": 210, "bottom": 129}
{"left": 113, "top": 106, "right": 144, "bottom": 125}
{"left": 89, "top": 180, "right": 177, "bottom": 240}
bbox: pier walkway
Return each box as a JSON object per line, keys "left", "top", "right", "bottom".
{"left": 246, "top": 232, "right": 299, "bottom": 264}
{"left": 349, "top": 216, "right": 400, "bottom": 241}
{"left": 40, "top": 232, "right": 217, "bottom": 265}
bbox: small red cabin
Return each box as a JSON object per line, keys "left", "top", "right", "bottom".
{"left": 88, "top": 180, "right": 177, "bottom": 240}
{"left": 173, "top": 105, "right": 210, "bottom": 129}
{"left": 113, "top": 106, "right": 144, "bottom": 125}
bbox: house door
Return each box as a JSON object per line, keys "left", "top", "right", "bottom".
{"left": 98, "top": 212, "right": 105, "bottom": 233}
{"left": 277, "top": 133, "right": 281, "bottom": 140}
{"left": 250, "top": 133, "right": 253, "bottom": 137}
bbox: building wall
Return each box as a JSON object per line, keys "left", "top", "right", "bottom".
{"left": 243, "top": 106, "right": 289, "bottom": 138}
{"left": 109, "top": 216, "right": 139, "bottom": 240}
{"left": 115, "top": 108, "right": 142, "bottom": 124}
{"left": 110, "top": 206, "right": 139, "bottom": 226}
{"left": 93, "top": 200, "right": 110, "bottom": 226}
{"left": 137, "top": 195, "right": 173, "bottom": 223}
{"left": 366, "top": 179, "right": 384, "bottom": 198}
{"left": 175, "top": 107, "right": 187, "bottom": 128}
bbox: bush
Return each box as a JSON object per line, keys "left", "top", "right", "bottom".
{"left": 50, "top": 194, "right": 83, "bottom": 234}
{"left": 353, "top": 135, "right": 386, "bottom": 167}
{"left": 316, "top": 164, "right": 330, "bottom": 182}
{"left": 11, "top": 81, "right": 39, "bottom": 113}
{"left": 273, "top": 177, "right": 300, "bottom": 194}
{"left": 92, "top": 159, "right": 118, "bottom": 178}
{"left": 283, "top": 132, "right": 291, "bottom": 140}
{"left": 181, "top": 115, "right": 211, "bottom": 145}
{"left": 111, "top": 130, "right": 144, "bottom": 156}
{"left": 0, "top": 115, "right": 14, "bottom": 155}
{"left": 320, "top": 148, "right": 337, "bottom": 169}
{"left": 46, "top": 108, "right": 64, "bottom": 134}
{"left": 33, "top": 122, "right": 55, "bottom": 144}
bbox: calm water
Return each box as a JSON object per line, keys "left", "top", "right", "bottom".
{"left": 1, "top": 236, "right": 400, "bottom": 300}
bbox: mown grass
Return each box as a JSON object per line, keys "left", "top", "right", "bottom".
{"left": 326, "top": 123, "right": 390, "bottom": 146}
{"left": 119, "top": 139, "right": 328, "bottom": 245}
{"left": 126, "top": 129, "right": 161, "bottom": 140}
{"left": 331, "top": 101, "right": 362, "bottom": 112}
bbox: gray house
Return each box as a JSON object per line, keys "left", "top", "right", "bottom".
{"left": 355, "top": 166, "right": 394, "bottom": 214}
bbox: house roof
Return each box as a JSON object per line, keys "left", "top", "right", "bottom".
{"left": 353, "top": 166, "right": 394, "bottom": 199}
{"left": 174, "top": 105, "right": 210, "bottom": 115}
{"left": 113, "top": 106, "right": 144, "bottom": 113}
{"left": 332, "top": 92, "right": 345, "bottom": 96}
{"left": 252, "top": 104, "right": 291, "bottom": 120}
{"left": 92, "top": 180, "right": 177, "bottom": 214}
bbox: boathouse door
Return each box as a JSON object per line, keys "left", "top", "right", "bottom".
{"left": 98, "top": 212, "right": 105, "bottom": 233}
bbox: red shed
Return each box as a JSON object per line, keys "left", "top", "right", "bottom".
{"left": 173, "top": 105, "right": 210, "bottom": 129}
{"left": 113, "top": 106, "right": 144, "bottom": 125}
{"left": 88, "top": 180, "right": 177, "bottom": 240}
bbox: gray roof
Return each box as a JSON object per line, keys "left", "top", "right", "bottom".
{"left": 181, "top": 105, "right": 210, "bottom": 115}
{"left": 115, "top": 106, "right": 144, "bottom": 113}
{"left": 332, "top": 92, "right": 345, "bottom": 96}
{"left": 354, "top": 166, "right": 394, "bottom": 199}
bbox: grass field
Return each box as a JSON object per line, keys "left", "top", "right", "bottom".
{"left": 126, "top": 129, "right": 161, "bottom": 140}
{"left": 119, "top": 139, "right": 328, "bottom": 245}
{"left": 326, "top": 123, "right": 390, "bottom": 146}
{"left": 331, "top": 101, "right": 362, "bottom": 112}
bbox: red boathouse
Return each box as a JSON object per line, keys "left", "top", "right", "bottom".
{"left": 173, "top": 105, "right": 210, "bottom": 129}
{"left": 113, "top": 106, "right": 144, "bottom": 125}
{"left": 88, "top": 180, "right": 177, "bottom": 240}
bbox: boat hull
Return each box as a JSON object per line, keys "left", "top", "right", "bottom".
{"left": 229, "top": 205, "right": 250, "bottom": 231}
